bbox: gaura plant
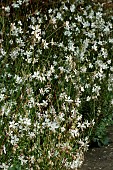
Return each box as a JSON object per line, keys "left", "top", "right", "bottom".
{"left": 0, "top": 0, "right": 113, "bottom": 169}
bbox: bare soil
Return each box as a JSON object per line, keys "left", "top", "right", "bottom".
{"left": 79, "top": 126, "right": 113, "bottom": 170}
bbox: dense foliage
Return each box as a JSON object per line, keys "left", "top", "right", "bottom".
{"left": 0, "top": 0, "right": 113, "bottom": 169}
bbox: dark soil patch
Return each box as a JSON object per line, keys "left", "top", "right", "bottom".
{"left": 79, "top": 126, "right": 113, "bottom": 170}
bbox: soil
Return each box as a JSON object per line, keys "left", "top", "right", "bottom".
{"left": 79, "top": 126, "right": 113, "bottom": 170}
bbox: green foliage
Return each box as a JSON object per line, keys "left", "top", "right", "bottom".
{"left": 8, "top": 163, "right": 22, "bottom": 170}
{"left": 0, "top": 0, "right": 113, "bottom": 169}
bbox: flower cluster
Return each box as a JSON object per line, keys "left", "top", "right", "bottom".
{"left": 0, "top": 0, "right": 113, "bottom": 169}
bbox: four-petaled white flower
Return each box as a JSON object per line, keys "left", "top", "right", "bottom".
{"left": 31, "top": 25, "right": 41, "bottom": 41}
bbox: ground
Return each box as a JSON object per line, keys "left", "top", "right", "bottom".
{"left": 79, "top": 126, "right": 113, "bottom": 170}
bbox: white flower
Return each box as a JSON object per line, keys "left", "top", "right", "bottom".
{"left": 75, "top": 98, "right": 81, "bottom": 107}
{"left": 111, "top": 99, "right": 113, "bottom": 105}
{"left": 50, "top": 38, "right": 55, "bottom": 46}
{"left": 28, "top": 97, "right": 35, "bottom": 108}
{"left": 83, "top": 21, "right": 90, "bottom": 28}
{"left": 110, "top": 66, "right": 113, "bottom": 72}
{"left": 65, "top": 96, "right": 73, "bottom": 103}
{"left": 80, "top": 86, "right": 84, "bottom": 92}
{"left": 91, "top": 119, "right": 95, "bottom": 126}
{"left": 28, "top": 132, "right": 36, "bottom": 139}
{"left": 56, "top": 12, "right": 62, "bottom": 20}
{"left": 11, "top": 135, "right": 19, "bottom": 145}
{"left": 84, "top": 120, "right": 91, "bottom": 127}
{"left": 17, "top": 0, "right": 22, "bottom": 5}
{"left": 61, "top": 127, "right": 65, "bottom": 132}
{"left": 68, "top": 41, "right": 75, "bottom": 52}
{"left": 30, "top": 156, "right": 35, "bottom": 164}
{"left": 9, "top": 120, "right": 18, "bottom": 129}
{"left": 91, "top": 22, "right": 96, "bottom": 28}
{"left": 65, "top": 21, "right": 70, "bottom": 30}
{"left": 70, "top": 129, "right": 79, "bottom": 137}
{"left": 77, "top": 122, "right": 86, "bottom": 131}
{"left": 50, "top": 17, "right": 56, "bottom": 24}
{"left": 89, "top": 63, "right": 93, "bottom": 68}
{"left": 31, "top": 25, "right": 41, "bottom": 41}
{"left": 96, "top": 12, "right": 102, "bottom": 19}
{"left": 18, "top": 155, "right": 27, "bottom": 165}
{"left": 18, "top": 20, "right": 22, "bottom": 25}
{"left": 64, "top": 30, "right": 72, "bottom": 36}
{"left": 49, "top": 121, "right": 59, "bottom": 132}
{"left": 81, "top": 66, "right": 87, "bottom": 73}
{"left": 86, "top": 96, "right": 91, "bottom": 101}
{"left": 1, "top": 48, "right": 6, "bottom": 56}
{"left": 0, "top": 94, "right": 5, "bottom": 102}
{"left": 0, "top": 163, "right": 9, "bottom": 170}
{"left": 70, "top": 4, "right": 75, "bottom": 13}
{"left": 23, "top": 118, "right": 31, "bottom": 126}
{"left": 14, "top": 75, "right": 22, "bottom": 84}
{"left": 3, "top": 145, "right": 6, "bottom": 154}
{"left": 107, "top": 60, "right": 111, "bottom": 65}
{"left": 50, "top": 65, "right": 55, "bottom": 73}
{"left": 48, "top": 8, "right": 52, "bottom": 13}
{"left": 109, "top": 38, "right": 113, "bottom": 43}
{"left": 42, "top": 39, "right": 49, "bottom": 49}
{"left": 75, "top": 15, "right": 83, "bottom": 22}
{"left": 59, "top": 112, "right": 65, "bottom": 121}
{"left": 70, "top": 159, "right": 82, "bottom": 169}
{"left": 40, "top": 100, "right": 48, "bottom": 107}
{"left": 103, "top": 25, "right": 110, "bottom": 34}
{"left": 77, "top": 115, "right": 82, "bottom": 121}
{"left": 12, "top": 3, "right": 20, "bottom": 8}
{"left": 4, "top": 6, "right": 10, "bottom": 12}
{"left": 63, "top": 4, "right": 68, "bottom": 11}
{"left": 92, "top": 42, "right": 97, "bottom": 51}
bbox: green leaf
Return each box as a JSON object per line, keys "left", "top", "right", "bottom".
{"left": 101, "top": 136, "right": 110, "bottom": 146}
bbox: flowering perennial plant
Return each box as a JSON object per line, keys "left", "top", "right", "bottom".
{"left": 0, "top": 0, "right": 113, "bottom": 169}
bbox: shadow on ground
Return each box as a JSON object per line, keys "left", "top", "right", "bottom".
{"left": 79, "top": 126, "right": 113, "bottom": 170}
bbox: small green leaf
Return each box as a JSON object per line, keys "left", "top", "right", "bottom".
{"left": 101, "top": 136, "right": 110, "bottom": 146}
